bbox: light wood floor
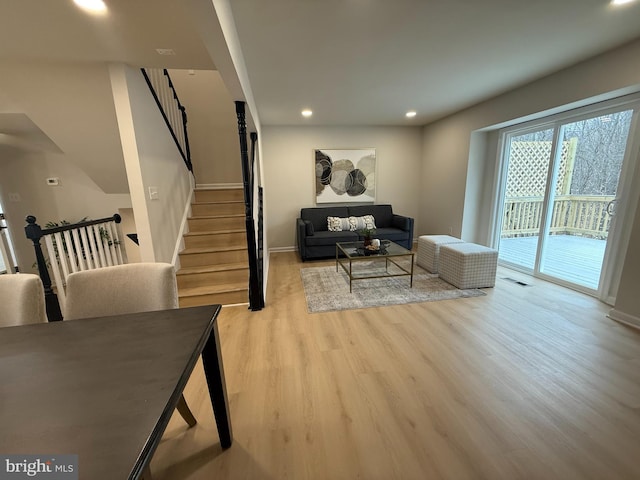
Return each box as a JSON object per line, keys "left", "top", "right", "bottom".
{"left": 151, "top": 251, "right": 640, "bottom": 480}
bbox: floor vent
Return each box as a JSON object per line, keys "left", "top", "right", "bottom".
{"left": 502, "top": 277, "right": 532, "bottom": 287}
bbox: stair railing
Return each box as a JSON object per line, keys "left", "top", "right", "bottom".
{"left": 25, "top": 214, "right": 126, "bottom": 321}
{"left": 141, "top": 68, "right": 193, "bottom": 173}
{"left": 235, "top": 101, "right": 264, "bottom": 311}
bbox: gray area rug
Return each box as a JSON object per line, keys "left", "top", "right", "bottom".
{"left": 301, "top": 261, "right": 486, "bottom": 313}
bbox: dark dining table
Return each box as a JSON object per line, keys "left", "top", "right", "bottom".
{"left": 0, "top": 304, "right": 232, "bottom": 479}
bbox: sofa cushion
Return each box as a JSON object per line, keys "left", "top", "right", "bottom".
{"left": 327, "top": 216, "right": 351, "bottom": 232}
{"left": 349, "top": 205, "right": 393, "bottom": 227}
{"left": 301, "top": 207, "right": 349, "bottom": 232}
{"left": 374, "top": 227, "right": 409, "bottom": 243}
{"left": 349, "top": 215, "right": 376, "bottom": 231}
{"left": 306, "top": 230, "right": 358, "bottom": 246}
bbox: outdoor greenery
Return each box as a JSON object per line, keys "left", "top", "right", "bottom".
{"left": 517, "top": 110, "right": 633, "bottom": 196}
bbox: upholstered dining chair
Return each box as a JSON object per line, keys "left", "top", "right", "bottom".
{"left": 0, "top": 273, "right": 47, "bottom": 327}
{"left": 63, "top": 262, "right": 198, "bottom": 428}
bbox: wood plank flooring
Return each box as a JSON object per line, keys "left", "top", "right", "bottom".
{"left": 151, "top": 251, "right": 640, "bottom": 480}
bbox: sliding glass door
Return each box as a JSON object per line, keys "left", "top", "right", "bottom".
{"left": 497, "top": 104, "right": 637, "bottom": 293}
{"left": 499, "top": 127, "right": 554, "bottom": 271}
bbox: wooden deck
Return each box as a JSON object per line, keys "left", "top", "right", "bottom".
{"left": 499, "top": 234, "right": 606, "bottom": 289}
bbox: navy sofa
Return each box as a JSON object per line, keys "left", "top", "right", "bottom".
{"left": 296, "top": 204, "right": 414, "bottom": 261}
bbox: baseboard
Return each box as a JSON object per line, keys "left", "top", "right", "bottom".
{"left": 607, "top": 308, "right": 640, "bottom": 331}
{"left": 171, "top": 188, "right": 194, "bottom": 268}
{"left": 195, "top": 183, "right": 243, "bottom": 190}
{"left": 269, "top": 246, "right": 296, "bottom": 254}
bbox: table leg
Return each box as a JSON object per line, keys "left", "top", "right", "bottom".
{"left": 201, "top": 320, "right": 233, "bottom": 449}
{"left": 410, "top": 253, "right": 414, "bottom": 287}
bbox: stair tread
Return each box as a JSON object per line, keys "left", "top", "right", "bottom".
{"left": 192, "top": 200, "right": 244, "bottom": 205}
{"left": 177, "top": 263, "right": 248, "bottom": 275}
{"left": 184, "top": 229, "right": 245, "bottom": 236}
{"left": 180, "top": 246, "right": 247, "bottom": 255}
{"left": 179, "top": 282, "right": 248, "bottom": 297}
{"left": 193, "top": 186, "right": 242, "bottom": 192}
{"left": 189, "top": 213, "right": 244, "bottom": 219}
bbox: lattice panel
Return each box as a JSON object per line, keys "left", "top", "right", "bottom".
{"left": 505, "top": 139, "right": 577, "bottom": 197}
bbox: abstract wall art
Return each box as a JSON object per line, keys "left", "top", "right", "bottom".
{"left": 314, "top": 148, "right": 376, "bottom": 204}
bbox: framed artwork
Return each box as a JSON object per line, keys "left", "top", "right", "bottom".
{"left": 315, "top": 148, "right": 376, "bottom": 204}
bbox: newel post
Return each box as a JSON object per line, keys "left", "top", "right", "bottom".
{"left": 235, "top": 101, "right": 263, "bottom": 311}
{"left": 24, "top": 216, "right": 63, "bottom": 322}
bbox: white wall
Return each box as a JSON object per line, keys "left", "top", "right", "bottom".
{"left": 110, "top": 64, "right": 193, "bottom": 264}
{"left": 420, "top": 38, "right": 640, "bottom": 317}
{"left": 0, "top": 61, "right": 128, "bottom": 194}
{"left": 168, "top": 69, "right": 242, "bottom": 185}
{"left": 611, "top": 185, "right": 640, "bottom": 325}
{"left": 421, "top": 38, "right": 640, "bottom": 241}
{"left": 262, "top": 126, "right": 422, "bottom": 249}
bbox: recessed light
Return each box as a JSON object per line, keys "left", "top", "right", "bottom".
{"left": 301, "top": 109, "right": 313, "bottom": 117}
{"left": 406, "top": 111, "right": 417, "bottom": 118}
{"left": 73, "top": 0, "right": 107, "bottom": 14}
{"left": 611, "top": 0, "right": 635, "bottom": 5}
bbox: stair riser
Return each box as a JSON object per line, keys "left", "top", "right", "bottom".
{"left": 184, "top": 232, "right": 247, "bottom": 249}
{"left": 179, "top": 249, "right": 248, "bottom": 268}
{"left": 177, "top": 269, "right": 249, "bottom": 289}
{"left": 188, "top": 217, "right": 245, "bottom": 232}
{"left": 191, "top": 203, "right": 244, "bottom": 217}
{"left": 179, "top": 289, "right": 248, "bottom": 307}
{"left": 194, "top": 189, "right": 244, "bottom": 203}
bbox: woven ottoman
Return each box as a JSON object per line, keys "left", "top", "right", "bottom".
{"left": 439, "top": 243, "right": 498, "bottom": 289}
{"left": 417, "top": 235, "right": 465, "bottom": 273}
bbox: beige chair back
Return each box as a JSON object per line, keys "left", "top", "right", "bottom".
{"left": 0, "top": 273, "right": 47, "bottom": 327}
{"left": 64, "top": 263, "right": 178, "bottom": 320}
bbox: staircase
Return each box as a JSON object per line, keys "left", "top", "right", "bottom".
{"left": 177, "top": 188, "right": 249, "bottom": 307}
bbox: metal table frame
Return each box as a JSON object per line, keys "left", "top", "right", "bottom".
{"left": 336, "top": 240, "right": 415, "bottom": 293}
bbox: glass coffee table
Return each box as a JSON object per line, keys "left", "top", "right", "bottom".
{"left": 336, "top": 240, "right": 415, "bottom": 293}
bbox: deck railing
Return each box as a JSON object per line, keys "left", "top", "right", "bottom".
{"left": 502, "top": 195, "right": 615, "bottom": 239}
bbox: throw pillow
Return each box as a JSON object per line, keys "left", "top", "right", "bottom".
{"left": 327, "top": 216, "right": 351, "bottom": 232}
{"left": 348, "top": 215, "right": 376, "bottom": 231}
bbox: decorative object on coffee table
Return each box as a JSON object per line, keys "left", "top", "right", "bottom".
{"left": 358, "top": 227, "right": 376, "bottom": 246}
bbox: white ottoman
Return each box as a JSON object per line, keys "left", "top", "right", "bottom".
{"left": 439, "top": 243, "right": 498, "bottom": 289}
{"left": 417, "top": 235, "right": 465, "bottom": 273}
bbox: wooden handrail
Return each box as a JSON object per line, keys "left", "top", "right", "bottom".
{"left": 37, "top": 214, "right": 122, "bottom": 235}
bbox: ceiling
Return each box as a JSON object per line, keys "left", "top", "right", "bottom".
{"left": 1, "top": 0, "right": 640, "bottom": 138}
{"left": 229, "top": 0, "right": 640, "bottom": 126}
{"left": 0, "top": 0, "right": 214, "bottom": 70}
